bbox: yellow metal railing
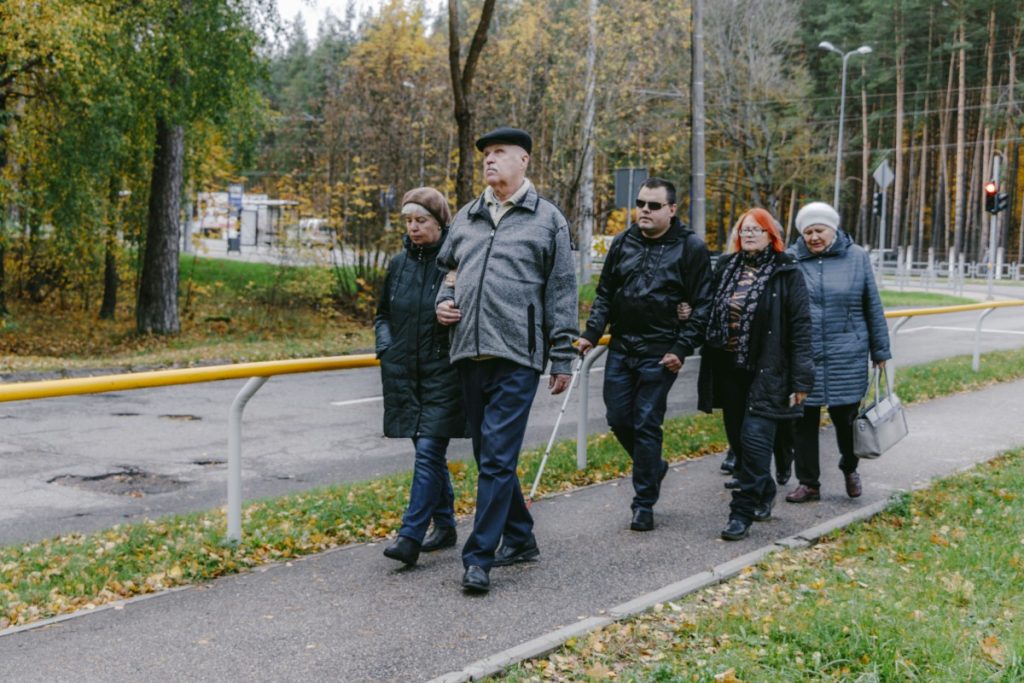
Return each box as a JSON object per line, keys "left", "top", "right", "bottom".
{"left": 0, "top": 354, "right": 378, "bottom": 403}
{"left": 1, "top": 300, "right": 1021, "bottom": 540}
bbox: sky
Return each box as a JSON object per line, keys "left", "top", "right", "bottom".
{"left": 274, "top": 0, "right": 443, "bottom": 42}
{"left": 275, "top": 0, "right": 350, "bottom": 39}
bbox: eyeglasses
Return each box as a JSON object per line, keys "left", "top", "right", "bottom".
{"left": 738, "top": 226, "right": 766, "bottom": 236}
{"left": 635, "top": 199, "right": 669, "bottom": 211}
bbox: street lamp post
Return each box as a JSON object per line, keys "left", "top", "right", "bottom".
{"left": 819, "top": 41, "right": 872, "bottom": 209}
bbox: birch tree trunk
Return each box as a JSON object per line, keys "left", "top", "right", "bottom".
{"left": 577, "top": 0, "right": 597, "bottom": 284}
{"left": 953, "top": 21, "right": 966, "bottom": 257}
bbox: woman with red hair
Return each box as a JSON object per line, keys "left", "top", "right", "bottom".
{"left": 697, "top": 208, "right": 814, "bottom": 541}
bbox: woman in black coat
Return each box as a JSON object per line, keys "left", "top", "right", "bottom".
{"left": 697, "top": 208, "right": 814, "bottom": 541}
{"left": 375, "top": 187, "right": 466, "bottom": 567}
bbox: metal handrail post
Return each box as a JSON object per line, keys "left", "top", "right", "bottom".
{"left": 972, "top": 307, "right": 996, "bottom": 372}
{"left": 576, "top": 345, "right": 608, "bottom": 470}
{"left": 889, "top": 316, "right": 910, "bottom": 386}
{"left": 227, "top": 376, "right": 270, "bottom": 542}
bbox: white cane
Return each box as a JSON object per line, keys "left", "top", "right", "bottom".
{"left": 527, "top": 355, "right": 584, "bottom": 508}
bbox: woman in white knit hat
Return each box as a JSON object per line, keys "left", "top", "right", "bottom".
{"left": 784, "top": 202, "right": 891, "bottom": 503}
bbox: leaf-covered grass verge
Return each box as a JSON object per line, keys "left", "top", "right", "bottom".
{"left": 495, "top": 448, "right": 1024, "bottom": 682}
{"left": 2, "top": 346, "right": 1024, "bottom": 630}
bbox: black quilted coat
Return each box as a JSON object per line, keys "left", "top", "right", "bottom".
{"left": 374, "top": 232, "right": 467, "bottom": 438}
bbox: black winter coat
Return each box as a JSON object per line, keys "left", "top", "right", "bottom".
{"left": 697, "top": 250, "right": 815, "bottom": 420}
{"left": 374, "top": 233, "right": 467, "bottom": 438}
{"left": 581, "top": 218, "right": 712, "bottom": 359}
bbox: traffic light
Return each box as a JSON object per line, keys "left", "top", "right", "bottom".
{"left": 984, "top": 181, "right": 998, "bottom": 214}
{"left": 996, "top": 192, "right": 1009, "bottom": 214}
{"left": 872, "top": 191, "right": 883, "bottom": 215}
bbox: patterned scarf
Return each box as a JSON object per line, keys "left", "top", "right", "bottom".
{"left": 705, "top": 247, "right": 777, "bottom": 368}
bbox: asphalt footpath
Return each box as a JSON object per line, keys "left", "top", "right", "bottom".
{"left": 2, "top": 379, "right": 1024, "bottom": 682}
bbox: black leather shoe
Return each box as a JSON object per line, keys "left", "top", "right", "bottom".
{"left": 720, "top": 518, "right": 750, "bottom": 541}
{"left": 720, "top": 449, "right": 736, "bottom": 474}
{"left": 775, "top": 466, "right": 792, "bottom": 487}
{"left": 382, "top": 535, "right": 420, "bottom": 566}
{"left": 493, "top": 537, "right": 540, "bottom": 567}
{"left": 752, "top": 498, "right": 774, "bottom": 522}
{"left": 724, "top": 477, "right": 741, "bottom": 490}
{"left": 630, "top": 509, "right": 654, "bottom": 531}
{"left": 421, "top": 526, "right": 457, "bottom": 552}
{"left": 462, "top": 565, "right": 490, "bottom": 592}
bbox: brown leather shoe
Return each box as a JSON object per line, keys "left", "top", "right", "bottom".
{"left": 785, "top": 484, "right": 820, "bottom": 503}
{"left": 844, "top": 472, "right": 863, "bottom": 498}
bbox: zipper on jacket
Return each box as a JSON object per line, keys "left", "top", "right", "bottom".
{"left": 475, "top": 223, "right": 498, "bottom": 356}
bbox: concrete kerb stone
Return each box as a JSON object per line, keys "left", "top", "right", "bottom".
{"left": 428, "top": 616, "right": 616, "bottom": 683}
{"left": 431, "top": 495, "right": 909, "bottom": 683}
{"left": 607, "top": 571, "right": 717, "bottom": 619}
{"left": 792, "top": 498, "right": 894, "bottom": 543}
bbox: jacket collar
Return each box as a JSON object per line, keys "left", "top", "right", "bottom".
{"left": 467, "top": 181, "right": 541, "bottom": 221}
{"left": 792, "top": 228, "right": 853, "bottom": 260}
{"left": 402, "top": 229, "right": 446, "bottom": 259}
{"left": 721, "top": 248, "right": 797, "bottom": 273}
{"left": 626, "top": 216, "right": 689, "bottom": 243}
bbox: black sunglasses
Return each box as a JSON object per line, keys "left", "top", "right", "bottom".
{"left": 635, "top": 199, "right": 669, "bottom": 211}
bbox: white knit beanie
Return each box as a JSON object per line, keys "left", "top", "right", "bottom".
{"left": 795, "top": 202, "right": 840, "bottom": 234}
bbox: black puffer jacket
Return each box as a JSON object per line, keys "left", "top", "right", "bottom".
{"left": 581, "top": 218, "right": 712, "bottom": 359}
{"left": 697, "top": 250, "right": 815, "bottom": 420}
{"left": 374, "top": 232, "right": 467, "bottom": 438}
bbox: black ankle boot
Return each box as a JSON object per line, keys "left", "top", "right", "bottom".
{"left": 383, "top": 535, "right": 421, "bottom": 566}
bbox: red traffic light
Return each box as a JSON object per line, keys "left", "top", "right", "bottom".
{"left": 984, "top": 181, "right": 998, "bottom": 195}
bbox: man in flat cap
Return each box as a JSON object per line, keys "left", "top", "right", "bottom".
{"left": 436, "top": 126, "right": 578, "bottom": 593}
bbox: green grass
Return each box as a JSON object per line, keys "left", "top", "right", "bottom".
{"left": 879, "top": 290, "right": 975, "bottom": 308}
{"left": 496, "top": 450, "right": 1024, "bottom": 681}
{"left": 3, "top": 346, "right": 1024, "bottom": 631}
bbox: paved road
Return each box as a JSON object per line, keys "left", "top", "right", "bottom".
{"left": 1, "top": 294, "right": 1023, "bottom": 545}
{"left": 1, "top": 378, "right": 1023, "bottom": 682}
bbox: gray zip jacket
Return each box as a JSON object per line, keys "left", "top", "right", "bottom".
{"left": 436, "top": 183, "right": 578, "bottom": 375}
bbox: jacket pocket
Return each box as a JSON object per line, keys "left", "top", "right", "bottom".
{"left": 527, "top": 303, "right": 537, "bottom": 355}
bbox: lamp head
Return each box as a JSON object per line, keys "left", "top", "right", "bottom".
{"left": 856, "top": 45, "right": 873, "bottom": 55}
{"left": 818, "top": 41, "right": 837, "bottom": 52}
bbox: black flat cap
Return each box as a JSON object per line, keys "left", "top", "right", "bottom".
{"left": 475, "top": 126, "right": 532, "bottom": 155}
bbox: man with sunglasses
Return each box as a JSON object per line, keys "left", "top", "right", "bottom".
{"left": 578, "top": 178, "right": 712, "bottom": 531}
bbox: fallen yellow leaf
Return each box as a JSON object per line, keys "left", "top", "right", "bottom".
{"left": 980, "top": 635, "right": 1006, "bottom": 665}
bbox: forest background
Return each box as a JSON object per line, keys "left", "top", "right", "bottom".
{"left": 1, "top": 0, "right": 1022, "bottom": 361}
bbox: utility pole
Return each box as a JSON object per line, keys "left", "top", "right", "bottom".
{"left": 690, "top": 0, "right": 705, "bottom": 239}
{"left": 985, "top": 153, "right": 1003, "bottom": 300}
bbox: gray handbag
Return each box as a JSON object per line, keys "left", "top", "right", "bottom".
{"left": 853, "top": 366, "right": 909, "bottom": 459}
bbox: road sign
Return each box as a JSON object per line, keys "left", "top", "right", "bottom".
{"left": 227, "top": 183, "right": 244, "bottom": 210}
{"left": 872, "top": 159, "right": 894, "bottom": 189}
{"left": 614, "top": 168, "right": 648, "bottom": 209}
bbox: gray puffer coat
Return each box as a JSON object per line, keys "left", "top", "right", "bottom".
{"left": 788, "top": 230, "right": 891, "bottom": 407}
{"left": 375, "top": 232, "right": 467, "bottom": 438}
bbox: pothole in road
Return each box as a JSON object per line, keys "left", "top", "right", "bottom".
{"left": 49, "top": 467, "right": 185, "bottom": 497}
{"left": 111, "top": 412, "right": 141, "bottom": 417}
{"left": 192, "top": 458, "right": 226, "bottom": 466}
{"left": 160, "top": 414, "right": 202, "bottom": 421}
